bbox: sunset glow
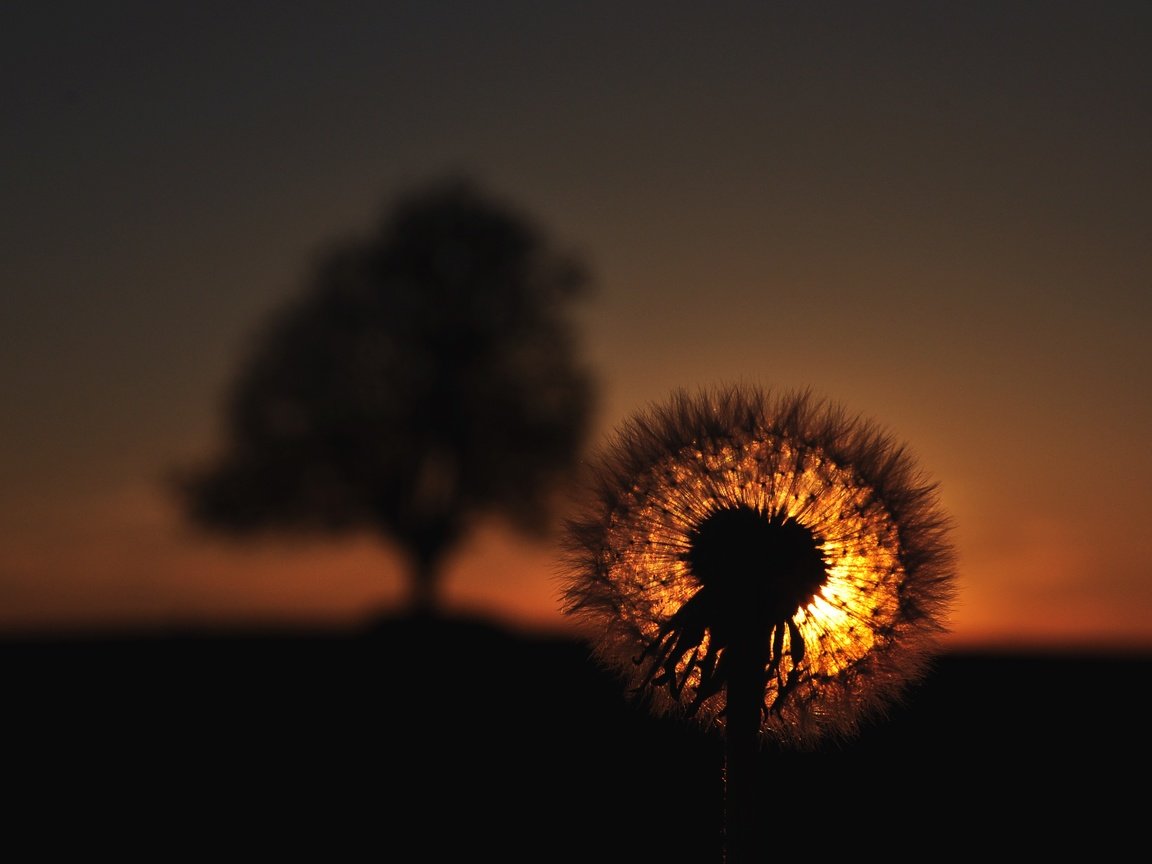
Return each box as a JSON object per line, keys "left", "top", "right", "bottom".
{"left": 2, "top": 3, "right": 1149, "bottom": 652}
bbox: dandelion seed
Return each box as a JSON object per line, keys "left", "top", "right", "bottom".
{"left": 560, "top": 384, "right": 957, "bottom": 749}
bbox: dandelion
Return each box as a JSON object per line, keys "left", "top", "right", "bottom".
{"left": 560, "top": 384, "right": 957, "bottom": 860}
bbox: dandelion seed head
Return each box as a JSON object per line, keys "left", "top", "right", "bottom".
{"left": 561, "top": 384, "right": 957, "bottom": 748}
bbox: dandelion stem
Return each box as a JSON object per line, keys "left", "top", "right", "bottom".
{"left": 722, "top": 635, "right": 765, "bottom": 864}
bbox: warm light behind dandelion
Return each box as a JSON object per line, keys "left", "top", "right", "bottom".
{"left": 561, "top": 385, "right": 957, "bottom": 748}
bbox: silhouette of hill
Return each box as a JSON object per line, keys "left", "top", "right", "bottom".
{"left": 5, "top": 614, "right": 1147, "bottom": 860}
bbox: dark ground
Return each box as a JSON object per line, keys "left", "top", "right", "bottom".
{"left": 5, "top": 612, "right": 1148, "bottom": 860}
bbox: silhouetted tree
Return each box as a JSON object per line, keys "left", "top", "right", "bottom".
{"left": 176, "top": 175, "right": 596, "bottom": 615}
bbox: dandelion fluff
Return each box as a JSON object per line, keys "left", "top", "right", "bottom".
{"left": 560, "top": 385, "right": 957, "bottom": 748}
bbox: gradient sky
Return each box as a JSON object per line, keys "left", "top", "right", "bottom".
{"left": 3, "top": 2, "right": 1150, "bottom": 649}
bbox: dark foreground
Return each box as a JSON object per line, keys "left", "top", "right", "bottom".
{"left": 5, "top": 613, "right": 1148, "bottom": 860}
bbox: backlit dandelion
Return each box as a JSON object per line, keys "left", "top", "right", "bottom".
{"left": 561, "top": 385, "right": 957, "bottom": 749}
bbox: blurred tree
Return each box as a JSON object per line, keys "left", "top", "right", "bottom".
{"left": 175, "top": 175, "right": 596, "bottom": 615}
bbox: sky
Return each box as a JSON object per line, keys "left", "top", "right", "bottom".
{"left": 2, "top": 1, "right": 1150, "bottom": 650}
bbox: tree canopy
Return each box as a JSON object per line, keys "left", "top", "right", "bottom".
{"left": 176, "top": 175, "right": 597, "bottom": 612}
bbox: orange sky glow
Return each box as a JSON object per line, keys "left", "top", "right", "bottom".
{"left": 2, "top": 3, "right": 1150, "bottom": 651}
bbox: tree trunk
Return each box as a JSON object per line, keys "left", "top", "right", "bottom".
{"left": 410, "top": 554, "right": 439, "bottom": 616}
